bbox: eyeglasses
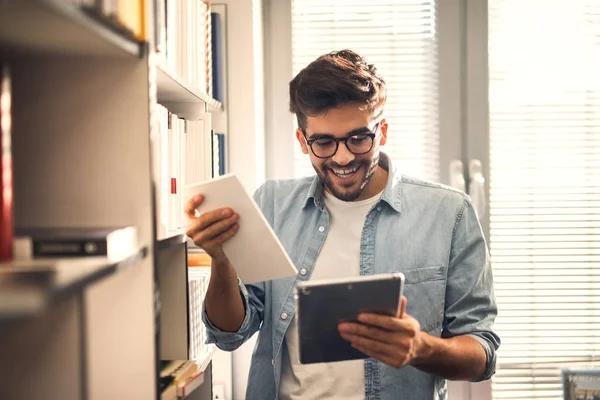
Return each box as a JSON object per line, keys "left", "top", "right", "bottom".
{"left": 303, "top": 123, "right": 380, "bottom": 159}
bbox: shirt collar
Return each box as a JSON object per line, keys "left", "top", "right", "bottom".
{"left": 303, "top": 152, "right": 402, "bottom": 213}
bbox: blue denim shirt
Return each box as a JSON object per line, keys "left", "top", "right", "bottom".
{"left": 203, "top": 154, "right": 500, "bottom": 400}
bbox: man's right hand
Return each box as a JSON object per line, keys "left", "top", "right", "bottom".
{"left": 184, "top": 194, "right": 240, "bottom": 266}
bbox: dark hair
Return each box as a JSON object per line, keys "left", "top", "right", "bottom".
{"left": 289, "top": 49, "right": 387, "bottom": 130}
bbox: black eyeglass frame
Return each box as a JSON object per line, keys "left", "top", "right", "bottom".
{"left": 302, "top": 122, "right": 381, "bottom": 159}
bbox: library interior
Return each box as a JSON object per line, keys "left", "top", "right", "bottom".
{"left": 0, "top": 1, "right": 598, "bottom": 400}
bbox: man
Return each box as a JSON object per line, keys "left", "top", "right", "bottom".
{"left": 185, "top": 49, "right": 500, "bottom": 400}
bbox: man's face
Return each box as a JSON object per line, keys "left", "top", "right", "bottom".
{"left": 296, "top": 104, "right": 388, "bottom": 201}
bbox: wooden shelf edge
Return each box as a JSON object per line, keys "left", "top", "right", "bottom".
{"left": 156, "top": 63, "right": 223, "bottom": 114}
{"left": 0, "top": 247, "right": 149, "bottom": 321}
{"left": 157, "top": 231, "right": 187, "bottom": 250}
{"left": 0, "top": 0, "right": 142, "bottom": 58}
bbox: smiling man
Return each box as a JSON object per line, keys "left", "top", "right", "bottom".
{"left": 185, "top": 49, "right": 500, "bottom": 400}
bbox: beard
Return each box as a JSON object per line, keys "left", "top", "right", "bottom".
{"left": 313, "top": 154, "right": 380, "bottom": 201}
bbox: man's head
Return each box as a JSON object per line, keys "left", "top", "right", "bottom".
{"left": 289, "top": 49, "right": 389, "bottom": 202}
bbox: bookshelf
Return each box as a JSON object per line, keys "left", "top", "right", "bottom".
{"left": 0, "top": 0, "right": 224, "bottom": 399}
{"left": 0, "top": 0, "right": 142, "bottom": 57}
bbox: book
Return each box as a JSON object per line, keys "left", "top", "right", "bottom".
{"left": 0, "top": 65, "right": 13, "bottom": 262}
{"left": 13, "top": 226, "right": 138, "bottom": 261}
{"left": 211, "top": 11, "right": 224, "bottom": 102}
{"left": 160, "top": 360, "right": 205, "bottom": 400}
{"left": 185, "top": 174, "right": 298, "bottom": 284}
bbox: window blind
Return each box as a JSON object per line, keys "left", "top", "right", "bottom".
{"left": 290, "top": 0, "right": 439, "bottom": 181}
{"left": 489, "top": 1, "right": 600, "bottom": 399}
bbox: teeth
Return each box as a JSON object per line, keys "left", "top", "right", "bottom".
{"left": 332, "top": 166, "right": 358, "bottom": 177}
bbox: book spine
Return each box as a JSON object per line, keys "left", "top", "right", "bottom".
{"left": 22, "top": 238, "right": 109, "bottom": 258}
{"left": 0, "top": 65, "right": 13, "bottom": 262}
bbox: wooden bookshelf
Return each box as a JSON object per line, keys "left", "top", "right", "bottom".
{"left": 0, "top": 0, "right": 222, "bottom": 399}
{"left": 0, "top": 0, "right": 142, "bottom": 57}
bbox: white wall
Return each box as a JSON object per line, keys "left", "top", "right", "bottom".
{"left": 218, "top": 0, "right": 266, "bottom": 193}
{"left": 264, "top": 0, "right": 295, "bottom": 180}
{"left": 212, "top": 1, "right": 265, "bottom": 399}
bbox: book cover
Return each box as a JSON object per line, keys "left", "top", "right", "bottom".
{"left": 0, "top": 65, "right": 13, "bottom": 262}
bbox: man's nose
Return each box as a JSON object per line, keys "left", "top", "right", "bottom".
{"left": 331, "top": 141, "right": 355, "bottom": 166}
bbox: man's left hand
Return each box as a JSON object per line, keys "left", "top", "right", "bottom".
{"left": 338, "top": 296, "right": 423, "bottom": 369}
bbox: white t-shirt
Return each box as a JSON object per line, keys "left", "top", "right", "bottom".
{"left": 279, "top": 190, "right": 383, "bottom": 400}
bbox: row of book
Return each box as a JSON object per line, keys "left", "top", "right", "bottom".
{"left": 153, "top": 104, "right": 226, "bottom": 238}
{"left": 155, "top": 0, "right": 213, "bottom": 98}
{"left": 188, "top": 268, "right": 211, "bottom": 362}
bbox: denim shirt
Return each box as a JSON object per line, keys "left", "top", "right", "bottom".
{"left": 202, "top": 154, "right": 500, "bottom": 400}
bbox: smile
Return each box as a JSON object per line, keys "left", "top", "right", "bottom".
{"left": 330, "top": 166, "right": 359, "bottom": 179}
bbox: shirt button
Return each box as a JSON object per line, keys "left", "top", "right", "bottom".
{"left": 318, "top": 226, "right": 325, "bottom": 232}
{"left": 281, "top": 312, "right": 288, "bottom": 320}
{"left": 300, "top": 268, "right": 307, "bottom": 276}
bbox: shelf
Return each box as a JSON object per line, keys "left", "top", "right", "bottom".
{"left": 160, "top": 350, "right": 213, "bottom": 399}
{"left": 0, "top": 247, "right": 148, "bottom": 320}
{"left": 156, "top": 63, "right": 223, "bottom": 116}
{"left": 0, "top": 0, "right": 142, "bottom": 58}
{"left": 157, "top": 231, "right": 188, "bottom": 250}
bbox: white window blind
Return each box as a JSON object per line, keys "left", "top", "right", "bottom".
{"left": 489, "top": 1, "right": 600, "bottom": 399}
{"left": 290, "top": 0, "right": 439, "bottom": 181}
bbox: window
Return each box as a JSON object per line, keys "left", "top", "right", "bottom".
{"left": 488, "top": 0, "right": 600, "bottom": 398}
{"left": 290, "top": 0, "right": 439, "bottom": 181}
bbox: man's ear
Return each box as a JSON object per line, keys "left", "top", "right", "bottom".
{"left": 296, "top": 128, "right": 310, "bottom": 154}
{"left": 379, "top": 119, "right": 388, "bottom": 146}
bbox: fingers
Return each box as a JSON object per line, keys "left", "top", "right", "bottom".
{"left": 191, "top": 222, "right": 240, "bottom": 251}
{"left": 184, "top": 194, "right": 240, "bottom": 258}
{"left": 398, "top": 296, "right": 407, "bottom": 318}
{"left": 340, "top": 332, "right": 394, "bottom": 354}
{"left": 349, "top": 340, "right": 408, "bottom": 369}
{"left": 184, "top": 194, "right": 204, "bottom": 218}
{"left": 355, "top": 312, "right": 419, "bottom": 338}
{"left": 338, "top": 321, "right": 397, "bottom": 345}
{"left": 187, "top": 212, "right": 239, "bottom": 243}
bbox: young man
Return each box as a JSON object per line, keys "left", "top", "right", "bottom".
{"left": 185, "top": 49, "right": 500, "bottom": 400}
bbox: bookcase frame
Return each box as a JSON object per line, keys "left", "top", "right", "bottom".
{"left": 0, "top": 1, "right": 223, "bottom": 399}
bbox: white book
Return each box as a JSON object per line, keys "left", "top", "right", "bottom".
{"left": 185, "top": 174, "right": 298, "bottom": 284}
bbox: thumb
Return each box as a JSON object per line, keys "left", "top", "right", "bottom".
{"left": 397, "top": 296, "right": 407, "bottom": 318}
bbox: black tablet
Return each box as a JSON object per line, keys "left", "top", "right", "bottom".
{"left": 294, "top": 272, "right": 405, "bottom": 365}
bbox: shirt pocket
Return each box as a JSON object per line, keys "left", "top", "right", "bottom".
{"left": 402, "top": 265, "right": 446, "bottom": 334}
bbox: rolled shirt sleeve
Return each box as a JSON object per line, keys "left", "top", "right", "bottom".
{"left": 443, "top": 196, "right": 501, "bottom": 382}
{"left": 202, "top": 278, "right": 265, "bottom": 351}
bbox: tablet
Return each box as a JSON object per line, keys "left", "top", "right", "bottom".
{"left": 294, "top": 272, "right": 405, "bottom": 364}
